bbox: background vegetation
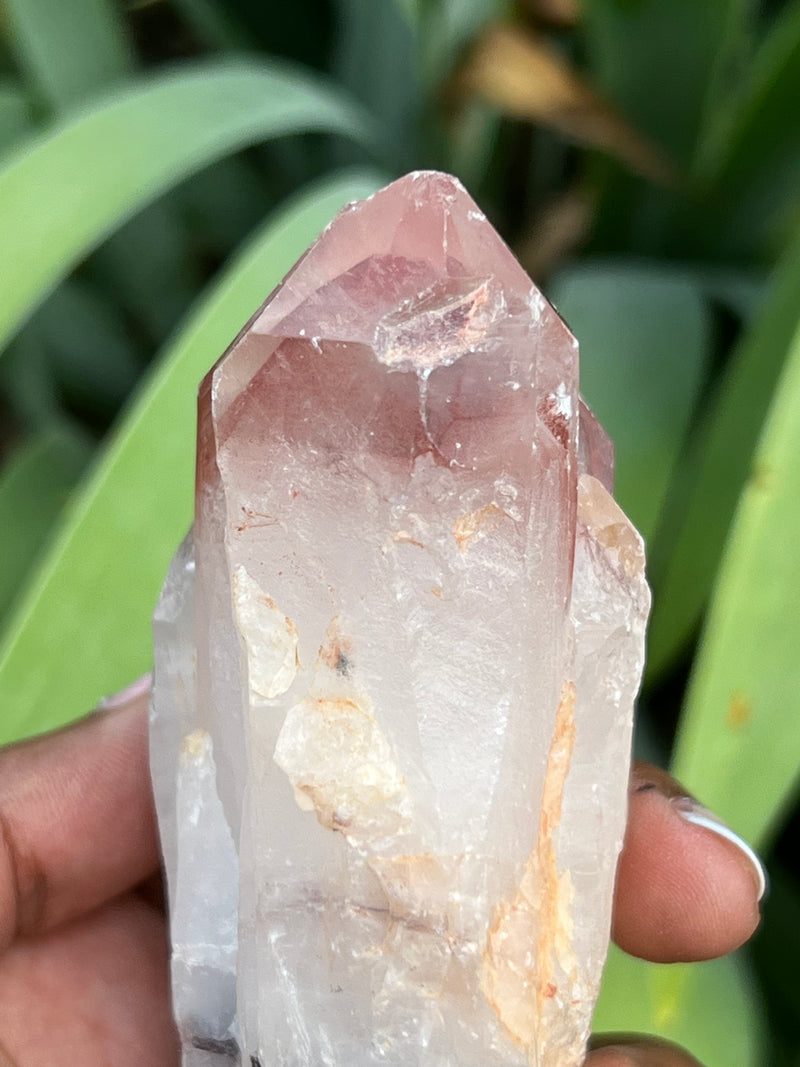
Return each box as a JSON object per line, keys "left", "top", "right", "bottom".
{"left": 0, "top": 0, "right": 798, "bottom": 1063}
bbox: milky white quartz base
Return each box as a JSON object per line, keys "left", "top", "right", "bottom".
{"left": 151, "top": 469, "right": 647, "bottom": 1067}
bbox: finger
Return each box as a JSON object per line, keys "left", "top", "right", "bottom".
{"left": 0, "top": 893, "right": 178, "bottom": 1066}
{"left": 587, "top": 1034, "right": 703, "bottom": 1066}
{"left": 612, "top": 761, "right": 766, "bottom": 962}
{"left": 0, "top": 677, "right": 159, "bottom": 953}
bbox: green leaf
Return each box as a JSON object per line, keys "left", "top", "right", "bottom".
{"left": 672, "top": 318, "right": 800, "bottom": 849}
{"left": 595, "top": 946, "right": 763, "bottom": 1067}
{"left": 550, "top": 262, "right": 711, "bottom": 543}
{"left": 418, "top": 0, "right": 508, "bottom": 88}
{"left": 582, "top": 0, "right": 754, "bottom": 165}
{"left": 693, "top": 266, "right": 764, "bottom": 322}
{"left": 0, "top": 169, "right": 387, "bottom": 746}
{"left": 0, "top": 57, "right": 377, "bottom": 355}
{"left": 0, "top": 84, "right": 33, "bottom": 149}
{"left": 332, "top": 0, "right": 419, "bottom": 166}
{"left": 692, "top": 0, "right": 800, "bottom": 256}
{"left": 0, "top": 428, "right": 92, "bottom": 623}
{"left": 392, "top": 0, "right": 421, "bottom": 22}
{"left": 692, "top": 0, "right": 758, "bottom": 162}
{"left": 750, "top": 865, "right": 800, "bottom": 1063}
{"left": 445, "top": 92, "right": 501, "bottom": 193}
{"left": 580, "top": 0, "right": 755, "bottom": 257}
{"left": 1, "top": 330, "right": 61, "bottom": 430}
{"left": 648, "top": 228, "right": 800, "bottom": 677}
{"left": 170, "top": 0, "right": 253, "bottom": 51}
{"left": 34, "top": 281, "right": 142, "bottom": 414}
{"left": 1, "top": 278, "right": 142, "bottom": 430}
{"left": 3, "top": 0, "right": 134, "bottom": 112}
{"left": 88, "top": 197, "right": 200, "bottom": 345}
{"left": 179, "top": 157, "right": 270, "bottom": 255}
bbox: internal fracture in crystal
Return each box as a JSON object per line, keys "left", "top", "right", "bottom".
{"left": 150, "top": 171, "right": 650, "bottom": 1067}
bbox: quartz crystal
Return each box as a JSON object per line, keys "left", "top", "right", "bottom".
{"left": 150, "top": 171, "right": 650, "bottom": 1067}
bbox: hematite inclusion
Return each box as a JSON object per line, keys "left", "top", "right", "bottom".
{"left": 150, "top": 172, "right": 650, "bottom": 1066}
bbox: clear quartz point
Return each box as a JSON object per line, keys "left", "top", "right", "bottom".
{"left": 150, "top": 171, "right": 650, "bottom": 1067}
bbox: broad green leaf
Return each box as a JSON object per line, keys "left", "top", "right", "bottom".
{"left": 0, "top": 58, "right": 376, "bottom": 354}
{"left": 672, "top": 319, "right": 800, "bottom": 849}
{"left": 550, "top": 262, "right": 711, "bottom": 543}
{"left": 595, "top": 946, "right": 763, "bottom": 1067}
{"left": 648, "top": 228, "right": 800, "bottom": 677}
{"left": 0, "top": 428, "right": 92, "bottom": 623}
{"left": 2, "top": 0, "right": 203, "bottom": 356}
{"left": 3, "top": 0, "right": 133, "bottom": 112}
{"left": 0, "top": 169, "right": 387, "bottom": 746}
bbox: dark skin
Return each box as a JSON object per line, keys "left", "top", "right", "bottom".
{"left": 0, "top": 687, "right": 763, "bottom": 1066}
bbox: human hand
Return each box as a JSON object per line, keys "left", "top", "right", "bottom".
{"left": 0, "top": 681, "right": 764, "bottom": 1066}
{"left": 0, "top": 679, "right": 177, "bottom": 1065}
{"left": 586, "top": 760, "right": 765, "bottom": 1067}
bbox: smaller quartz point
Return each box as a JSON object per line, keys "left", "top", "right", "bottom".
{"left": 150, "top": 172, "right": 650, "bottom": 1066}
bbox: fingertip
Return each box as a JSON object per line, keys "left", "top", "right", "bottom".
{"left": 588, "top": 1035, "right": 703, "bottom": 1066}
{"left": 586, "top": 1048, "right": 640, "bottom": 1067}
{"left": 0, "top": 678, "right": 159, "bottom": 948}
{"left": 671, "top": 799, "right": 766, "bottom": 902}
{"left": 612, "top": 764, "right": 763, "bottom": 962}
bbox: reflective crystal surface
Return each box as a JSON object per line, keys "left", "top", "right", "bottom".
{"left": 150, "top": 172, "right": 650, "bottom": 1067}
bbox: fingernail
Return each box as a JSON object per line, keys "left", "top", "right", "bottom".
{"left": 98, "top": 672, "right": 152, "bottom": 711}
{"left": 673, "top": 797, "right": 767, "bottom": 901}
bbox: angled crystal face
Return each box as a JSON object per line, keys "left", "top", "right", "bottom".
{"left": 152, "top": 172, "right": 649, "bottom": 1067}
{"left": 206, "top": 171, "right": 579, "bottom": 471}
{"left": 577, "top": 397, "right": 614, "bottom": 491}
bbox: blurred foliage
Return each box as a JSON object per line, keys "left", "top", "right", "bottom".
{"left": 0, "top": 0, "right": 798, "bottom": 1063}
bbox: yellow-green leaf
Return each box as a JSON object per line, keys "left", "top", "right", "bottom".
{"left": 648, "top": 229, "right": 800, "bottom": 677}
{"left": 0, "top": 58, "right": 375, "bottom": 354}
{"left": 672, "top": 318, "right": 800, "bottom": 849}
{"left": 0, "top": 169, "right": 387, "bottom": 745}
{"left": 595, "top": 946, "right": 763, "bottom": 1067}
